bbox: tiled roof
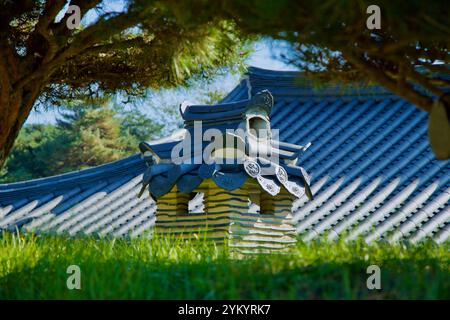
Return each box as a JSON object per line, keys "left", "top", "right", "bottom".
{"left": 138, "top": 90, "right": 313, "bottom": 201}
{"left": 0, "top": 67, "right": 448, "bottom": 243}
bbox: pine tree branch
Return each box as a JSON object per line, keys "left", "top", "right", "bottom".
{"left": 78, "top": 37, "right": 149, "bottom": 56}
{"left": 343, "top": 51, "right": 434, "bottom": 113}
{"left": 14, "top": 9, "right": 143, "bottom": 91}
{"left": 34, "top": 0, "right": 66, "bottom": 34}
{"left": 27, "top": 0, "right": 66, "bottom": 64}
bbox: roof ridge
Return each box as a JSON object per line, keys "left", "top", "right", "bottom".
{"left": 246, "top": 66, "right": 394, "bottom": 98}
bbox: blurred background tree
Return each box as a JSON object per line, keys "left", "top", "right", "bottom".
{"left": 0, "top": 98, "right": 164, "bottom": 182}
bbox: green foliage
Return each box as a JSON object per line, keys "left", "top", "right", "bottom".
{"left": 0, "top": 100, "right": 165, "bottom": 183}
{"left": 1, "top": 1, "right": 251, "bottom": 102}
{"left": 116, "top": 107, "right": 164, "bottom": 143}
{"left": 35, "top": 2, "right": 250, "bottom": 104}
{"left": 0, "top": 233, "right": 448, "bottom": 299}
{"left": 202, "top": 90, "right": 226, "bottom": 105}
{"left": 0, "top": 124, "right": 68, "bottom": 182}
{"left": 56, "top": 100, "right": 136, "bottom": 168}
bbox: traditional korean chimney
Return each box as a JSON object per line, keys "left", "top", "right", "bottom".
{"left": 138, "top": 90, "right": 313, "bottom": 253}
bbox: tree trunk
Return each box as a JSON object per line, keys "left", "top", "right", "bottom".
{"left": 428, "top": 99, "right": 450, "bottom": 160}
{"left": 0, "top": 86, "right": 41, "bottom": 169}
{"left": 0, "top": 118, "right": 21, "bottom": 170}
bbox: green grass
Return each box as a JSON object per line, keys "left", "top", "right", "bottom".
{"left": 0, "top": 232, "right": 448, "bottom": 299}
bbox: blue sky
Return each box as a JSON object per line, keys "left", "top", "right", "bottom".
{"left": 27, "top": 39, "right": 296, "bottom": 125}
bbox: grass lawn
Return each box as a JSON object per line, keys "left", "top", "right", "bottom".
{"left": 0, "top": 232, "right": 448, "bottom": 299}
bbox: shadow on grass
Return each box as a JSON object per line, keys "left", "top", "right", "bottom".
{"left": 1, "top": 255, "right": 448, "bottom": 299}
